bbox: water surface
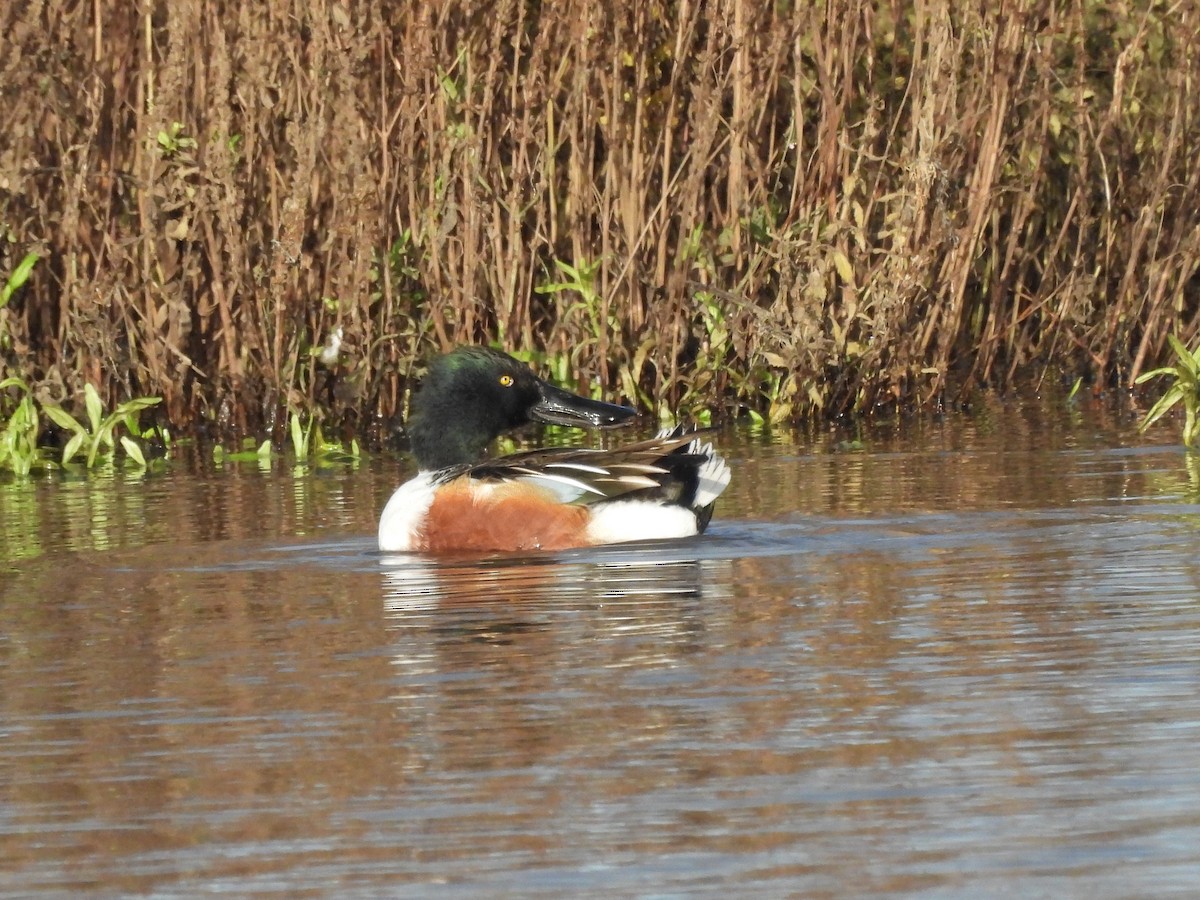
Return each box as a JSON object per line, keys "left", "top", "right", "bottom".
{"left": 2, "top": 399, "right": 1200, "bottom": 896}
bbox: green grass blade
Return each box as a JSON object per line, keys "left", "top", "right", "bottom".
{"left": 84, "top": 384, "right": 103, "bottom": 433}
{"left": 1138, "top": 385, "right": 1183, "bottom": 432}
{"left": 0, "top": 252, "right": 39, "bottom": 309}
{"left": 1167, "top": 334, "right": 1194, "bottom": 366}
{"left": 115, "top": 397, "right": 162, "bottom": 414}
{"left": 534, "top": 282, "right": 578, "bottom": 295}
{"left": 552, "top": 259, "right": 581, "bottom": 281}
{"left": 289, "top": 411, "right": 306, "bottom": 457}
{"left": 42, "top": 405, "right": 86, "bottom": 435}
{"left": 1134, "top": 366, "right": 1177, "bottom": 384}
{"left": 61, "top": 431, "right": 86, "bottom": 464}
{"left": 120, "top": 435, "right": 146, "bottom": 466}
{"left": 86, "top": 434, "right": 101, "bottom": 468}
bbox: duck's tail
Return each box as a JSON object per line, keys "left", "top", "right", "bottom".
{"left": 672, "top": 431, "right": 732, "bottom": 533}
{"left": 583, "top": 426, "right": 732, "bottom": 542}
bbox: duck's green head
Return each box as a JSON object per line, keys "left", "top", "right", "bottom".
{"left": 406, "top": 347, "right": 637, "bottom": 471}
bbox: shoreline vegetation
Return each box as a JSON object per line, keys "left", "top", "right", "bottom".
{"left": 2, "top": 1, "right": 1199, "bottom": 455}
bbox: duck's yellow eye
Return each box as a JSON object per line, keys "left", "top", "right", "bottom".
{"left": 499, "top": 374, "right": 514, "bottom": 387}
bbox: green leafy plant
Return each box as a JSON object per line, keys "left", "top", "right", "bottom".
{"left": 0, "top": 377, "right": 43, "bottom": 476}
{"left": 288, "top": 409, "right": 360, "bottom": 463}
{"left": 1, "top": 252, "right": 39, "bottom": 352}
{"left": 156, "top": 122, "right": 197, "bottom": 157}
{"left": 316, "top": 430, "right": 360, "bottom": 463}
{"left": 1066, "top": 376, "right": 1083, "bottom": 403}
{"left": 1136, "top": 335, "right": 1200, "bottom": 447}
{"left": 534, "top": 258, "right": 618, "bottom": 398}
{"left": 536, "top": 258, "right": 607, "bottom": 343}
{"left": 42, "top": 384, "right": 161, "bottom": 468}
{"left": 1, "top": 252, "right": 38, "bottom": 310}
{"left": 223, "top": 437, "right": 274, "bottom": 463}
{"left": 288, "top": 408, "right": 314, "bottom": 458}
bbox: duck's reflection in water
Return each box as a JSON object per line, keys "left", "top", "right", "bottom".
{"left": 380, "top": 548, "right": 733, "bottom": 614}
{"left": 379, "top": 550, "right": 736, "bottom": 768}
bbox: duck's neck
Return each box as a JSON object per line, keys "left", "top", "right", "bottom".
{"left": 409, "top": 414, "right": 494, "bottom": 471}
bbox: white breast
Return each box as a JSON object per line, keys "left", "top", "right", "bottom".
{"left": 378, "top": 472, "right": 438, "bottom": 552}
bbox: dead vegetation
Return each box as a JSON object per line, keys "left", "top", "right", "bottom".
{"left": 1, "top": 0, "right": 1198, "bottom": 439}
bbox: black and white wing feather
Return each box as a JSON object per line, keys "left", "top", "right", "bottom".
{"left": 460, "top": 426, "right": 731, "bottom": 512}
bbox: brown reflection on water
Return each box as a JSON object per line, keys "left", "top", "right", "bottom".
{"left": 1, "top": 549, "right": 407, "bottom": 892}
{"left": 723, "top": 394, "right": 1171, "bottom": 519}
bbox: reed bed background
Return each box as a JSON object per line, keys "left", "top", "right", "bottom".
{"left": 1, "top": 0, "right": 1198, "bottom": 440}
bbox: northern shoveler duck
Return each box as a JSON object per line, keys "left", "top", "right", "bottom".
{"left": 378, "top": 347, "right": 731, "bottom": 553}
